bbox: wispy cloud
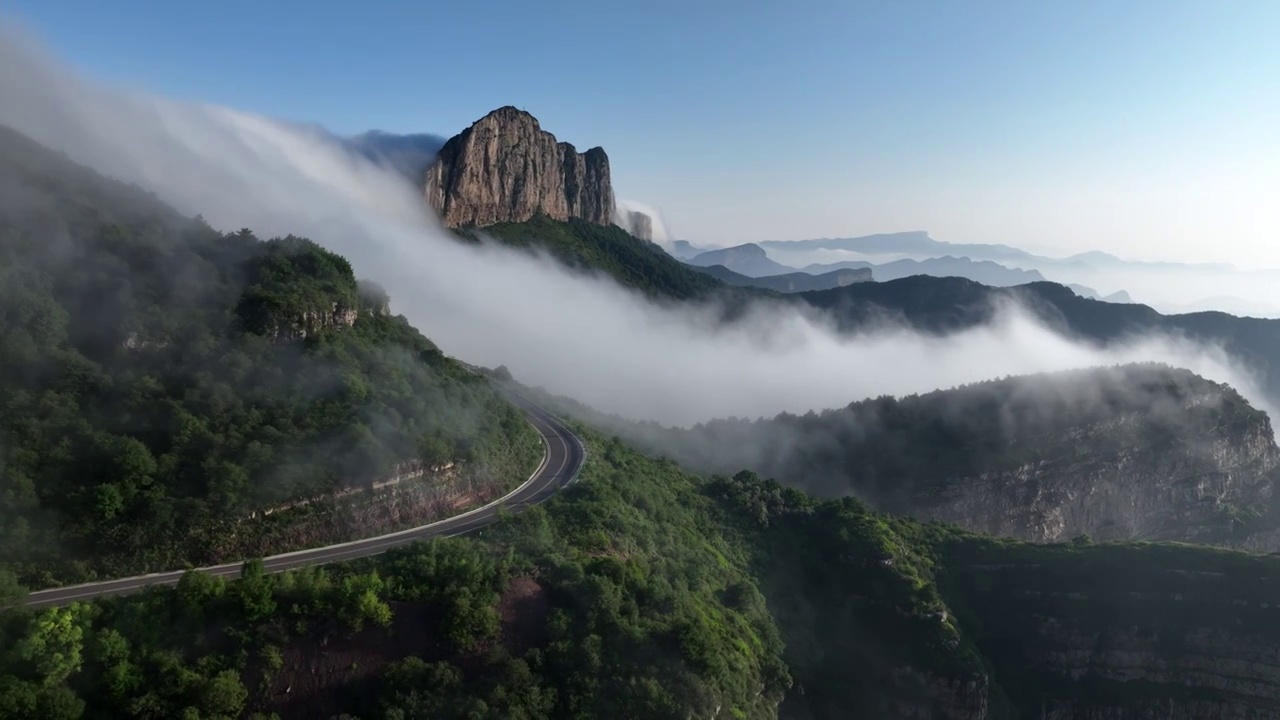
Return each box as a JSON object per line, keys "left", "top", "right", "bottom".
{"left": 0, "top": 23, "right": 1271, "bottom": 428}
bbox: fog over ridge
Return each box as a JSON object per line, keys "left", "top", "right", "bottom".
{"left": 0, "top": 24, "right": 1273, "bottom": 427}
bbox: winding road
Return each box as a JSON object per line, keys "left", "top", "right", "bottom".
{"left": 22, "top": 386, "right": 585, "bottom": 610}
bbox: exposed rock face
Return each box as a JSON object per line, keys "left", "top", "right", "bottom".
{"left": 424, "top": 106, "right": 615, "bottom": 228}
{"left": 625, "top": 210, "right": 653, "bottom": 241}
{"left": 886, "top": 669, "right": 990, "bottom": 719}
{"left": 271, "top": 302, "right": 360, "bottom": 341}
{"left": 942, "top": 547, "right": 1280, "bottom": 719}
{"left": 911, "top": 411, "right": 1280, "bottom": 547}
{"left": 614, "top": 365, "right": 1280, "bottom": 551}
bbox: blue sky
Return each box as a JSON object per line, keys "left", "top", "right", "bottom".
{"left": 6, "top": 0, "right": 1280, "bottom": 264}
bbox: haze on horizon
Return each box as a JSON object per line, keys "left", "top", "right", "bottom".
{"left": 4, "top": 21, "right": 1276, "bottom": 431}
{"left": 5, "top": 0, "right": 1279, "bottom": 269}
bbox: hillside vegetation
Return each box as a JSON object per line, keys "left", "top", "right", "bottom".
{"left": 6, "top": 429, "right": 1280, "bottom": 718}
{"left": 0, "top": 125, "right": 540, "bottom": 589}
{"left": 607, "top": 364, "right": 1265, "bottom": 497}
{"left": 527, "top": 364, "right": 1280, "bottom": 548}
{"left": 800, "top": 277, "right": 1280, "bottom": 401}
{"left": 458, "top": 214, "right": 732, "bottom": 301}
{"left": 7, "top": 124, "right": 1280, "bottom": 720}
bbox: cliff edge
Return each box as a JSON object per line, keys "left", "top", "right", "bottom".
{"left": 424, "top": 106, "right": 615, "bottom": 228}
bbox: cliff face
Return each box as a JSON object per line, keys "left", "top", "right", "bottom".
{"left": 424, "top": 106, "right": 615, "bottom": 228}
{"left": 909, "top": 410, "right": 1280, "bottom": 547}
{"left": 628, "top": 365, "right": 1280, "bottom": 552}
{"left": 713, "top": 470, "right": 1280, "bottom": 720}
{"left": 938, "top": 540, "right": 1280, "bottom": 719}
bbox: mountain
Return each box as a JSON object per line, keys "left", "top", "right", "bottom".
{"left": 670, "top": 239, "right": 709, "bottom": 259}
{"left": 762, "top": 230, "right": 1041, "bottom": 264}
{"left": 424, "top": 106, "right": 614, "bottom": 228}
{"left": 804, "top": 255, "right": 1046, "bottom": 286}
{"left": 797, "top": 276, "right": 1280, "bottom": 402}
{"left": 585, "top": 364, "right": 1280, "bottom": 549}
{"left": 763, "top": 232, "right": 1239, "bottom": 274}
{"left": 690, "top": 263, "right": 872, "bottom": 293}
{"left": 458, "top": 214, "right": 730, "bottom": 301}
{"left": 682, "top": 245, "right": 1047, "bottom": 288}
{"left": 11, "top": 416, "right": 1280, "bottom": 719}
{"left": 0, "top": 123, "right": 541, "bottom": 586}
{"left": 686, "top": 242, "right": 794, "bottom": 277}
{"left": 10, "top": 121, "right": 1280, "bottom": 718}
{"left": 1067, "top": 283, "right": 1132, "bottom": 303}
{"left": 419, "top": 133, "right": 1280, "bottom": 408}
{"left": 1061, "top": 249, "right": 1235, "bottom": 273}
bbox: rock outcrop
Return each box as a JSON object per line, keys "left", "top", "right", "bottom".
{"left": 939, "top": 541, "right": 1280, "bottom": 719}
{"left": 624, "top": 209, "right": 653, "bottom": 241}
{"left": 606, "top": 364, "right": 1280, "bottom": 551}
{"left": 913, "top": 412, "right": 1280, "bottom": 546}
{"left": 424, "top": 106, "right": 615, "bottom": 228}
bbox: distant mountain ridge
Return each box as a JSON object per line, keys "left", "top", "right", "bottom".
{"left": 690, "top": 264, "right": 872, "bottom": 293}
{"left": 684, "top": 241, "right": 1052, "bottom": 288}
{"left": 805, "top": 255, "right": 1046, "bottom": 286}
{"left": 669, "top": 239, "right": 708, "bottom": 259}
{"left": 799, "top": 276, "right": 1280, "bottom": 403}
{"left": 760, "top": 231, "right": 1237, "bottom": 272}
{"left": 685, "top": 243, "right": 792, "bottom": 276}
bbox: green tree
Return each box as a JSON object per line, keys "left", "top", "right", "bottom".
{"left": 0, "top": 569, "right": 26, "bottom": 608}
{"left": 201, "top": 670, "right": 248, "bottom": 718}
{"left": 233, "top": 559, "right": 276, "bottom": 623}
{"left": 16, "top": 605, "right": 86, "bottom": 685}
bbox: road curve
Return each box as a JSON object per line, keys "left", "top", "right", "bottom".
{"left": 22, "top": 385, "right": 585, "bottom": 610}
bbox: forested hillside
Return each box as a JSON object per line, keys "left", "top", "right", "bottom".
{"left": 457, "top": 214, "right": 734, "bottom": 301}
{"left": 6, "top": 427, "right": 1280, "bottom": 718}
{"left": 800, "top": 277, "right": 1280, "bottom": 401}
{"left": 0, "top": 125, "right": 540, "bottom": 589}
{"left": 527, "top": 364, "right": 1280, "bottom": 548}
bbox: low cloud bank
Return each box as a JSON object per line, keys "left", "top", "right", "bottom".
{"left": 0, "top": 25, "right": 1272, "bottom": 428}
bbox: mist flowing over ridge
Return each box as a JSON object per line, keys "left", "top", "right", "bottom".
{"left": 0, "top": 24, "right": 1272, "bottom": 427}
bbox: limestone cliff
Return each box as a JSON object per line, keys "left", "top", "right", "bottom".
{"left": 938, "top": 539, "right": 1280, "bottom": 719}
{"left": 592, "top": 364, "right": 1280, "bottom": 551}
{"left": 424, "top": 106, "right": 615, "bottom": 228}
{"left": 712, "top": 469, "right": 1280, "bottom": 720}
{"left": 911, "top": 410, "right": 1280, "bottom": 547}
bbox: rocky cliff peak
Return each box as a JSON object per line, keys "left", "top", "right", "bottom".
{"left": 424, "top": 106, "right": 615, "bottom": 228}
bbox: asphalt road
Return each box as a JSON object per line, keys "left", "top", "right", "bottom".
{"left": 22, "top": 386, "right": 585, "bottom": 610}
